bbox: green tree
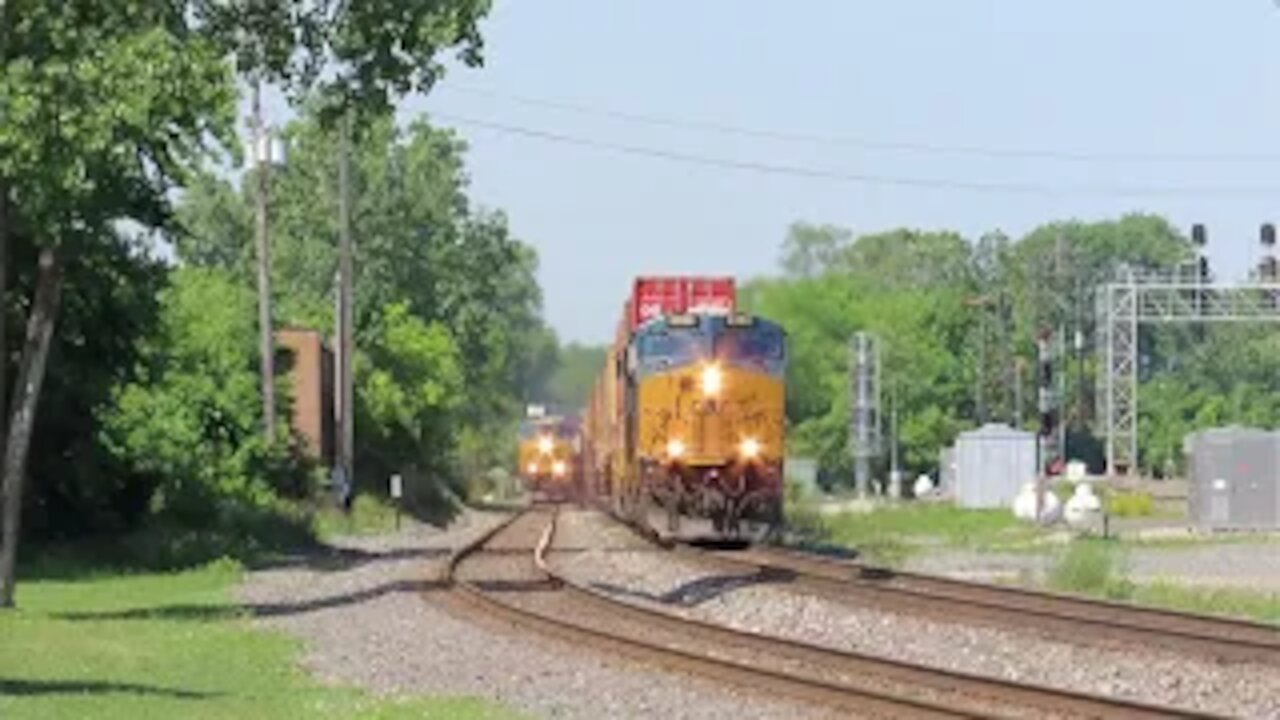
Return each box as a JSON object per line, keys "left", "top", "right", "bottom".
{"left": 0, "top": 4, "right": 237, "bottom": 607}
{"left": 745, "top": 225, "right": 975, "bottom": 485}
{"left": 7, "top": 232, "right": 168, "bottom": 538}
{"left": 0, "top": 0, "right": 493, "bottom": 607}
{"left": 548, "top": 343, "right": 608, "bottom": 409}
{"left": 355, "top": 302, "right": 464, "bottom": 505}
{"left": 102, "top": 268, "right": 296, "bottom": 525}
{"left": 177, "top": 110, "right": 555, "bottom": 499}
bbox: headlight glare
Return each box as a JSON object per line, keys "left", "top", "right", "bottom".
{"left": 701, "top": 364, "right": 723, "bottom": 396}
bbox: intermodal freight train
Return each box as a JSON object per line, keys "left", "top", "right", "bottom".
{"left": 582, "top": 277, "right": 787, "bottom": 538}
{"left": 517, "top": 409, "right": 581, "bottom": 502}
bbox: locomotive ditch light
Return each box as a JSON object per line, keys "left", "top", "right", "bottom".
{"left": 537, "top": 435, "right": 554, "bottom": 454}
{"left": 701, "top": 364, "right": 723, "bottom": 396}
{"left": 551, "top": 460, "right": 567, "bottom": 477}
{"left": 739, "top": 437, "right": 761, "bottom": 460}
{"left": 726, "top": 313, "right": 755, "bottom": 327}
{"left": 526, "top": 462, "right": 539, "bottom": 474}
{"left": 666, "top": 438, "right": 686, "bottom": 459}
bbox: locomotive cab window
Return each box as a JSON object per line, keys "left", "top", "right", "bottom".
{"left": 637, "top": 328, "right": 706, "bottom": 373}
{"left": 717, "top": 325, "right": 785, "bottom": 364}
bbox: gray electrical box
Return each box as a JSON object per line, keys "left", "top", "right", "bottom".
{"left": 953, "top": 424, "right": 1038, "bottom": 509}
{"left": 1186, "top": 427, "right": 1280, "bottom": 530}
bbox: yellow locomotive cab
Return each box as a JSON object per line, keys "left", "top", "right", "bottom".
{"left": 628, "top": 313, "right": 788, "bottom": 533}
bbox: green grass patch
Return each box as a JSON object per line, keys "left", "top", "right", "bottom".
{"left": 1130, "top": 582, "right": 1280, "bottom": 625}
{"left": 311, "top": 494, "right": 406, "bottom": 540}
{"left": 819, "top": 502, "right": 1044, "bottom": 562}
{"left": 0, "top": 560, "right": 518, "bottom": 720}
{"left": 1044, "top": 540, "right": 1280, "bottom": 625}
{"left": 1046, "top": 539, "right": 1133, "bottom": 599}
{"left": 1106, "top": 491, "right": 1155, "bottom": 518}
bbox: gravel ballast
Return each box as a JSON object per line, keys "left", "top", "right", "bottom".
{"left": 237, "top": 509, "right": 830, "bottom": 720}
{"left": 550, "top": 509, "right": 1280, "bottom": 719}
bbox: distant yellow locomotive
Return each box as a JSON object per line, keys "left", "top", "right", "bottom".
{"left": 517, "top": 414, "right": 581, "bottom": 502}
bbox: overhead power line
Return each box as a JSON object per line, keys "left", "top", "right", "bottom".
{"left": 432, "top": 112, "right": 1280, "bottom": 197}
{"left": 441, "top": 84, "right": 1280, "bottom": 164}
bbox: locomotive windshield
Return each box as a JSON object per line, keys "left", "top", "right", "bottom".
{"left": 716, "top": 324, "right": 786, "bottom": 374}
{"left": 519, "top": 417, "right": 575, "bottom": 439}
{"left": 636, "top": 327, "right": 709, "bottom": 374}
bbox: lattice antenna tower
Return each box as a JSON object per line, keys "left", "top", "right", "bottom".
{"left": 849, "top": 332, "right": 882, "bottom": 497}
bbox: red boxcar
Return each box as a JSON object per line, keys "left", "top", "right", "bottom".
{"left": 629, "top": 276, "right": 736, "bottom": 332}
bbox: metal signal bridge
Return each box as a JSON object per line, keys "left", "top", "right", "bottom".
{"left": 1097, "top": 223, "right": 1280, "bottom": 475}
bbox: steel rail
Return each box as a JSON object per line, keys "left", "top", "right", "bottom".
{"left": 721, "top": 545, "right": 1280, "bottom": 666}
{"left": 601, "top": 502, "right": 1279, "bottom": 665}
{"left": 446, "top": 505, "right": 1218, "bottom": 719}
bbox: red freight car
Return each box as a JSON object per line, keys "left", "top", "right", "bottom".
{"left": 629, "top": 276, "right": 736, "bottom": 332}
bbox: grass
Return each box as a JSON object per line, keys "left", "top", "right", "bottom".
{"left": 1105, "top": 491, "right": 1156, "bottom": 518}
{"left": 1045, "top": 540, "right": 1280, "bottom": 625}
{"left": 1046, "top": 539, "right": 1134, "bottom": 598}
{"left": 1130, "top": 582, "right": 1280, "bottom": 625}
{"left": 0, "top": 559, "right": 519, "bottom": 720}
{"left": 818, "top": 502, "right": 1046, "bottom": 564}
{"left": 311, "top": 494, "right": 407, "bottom": 540}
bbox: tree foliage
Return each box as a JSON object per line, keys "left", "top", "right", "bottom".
{"left": 1, "top": 0, "right": 497, "bottom": 605}
{"left": 102, "top": 268, "right": 301, "bottom": 526}
{"left": 747, "top": 213, "right": 1203, "bottom": 486}
{"left": 175, "top": 109, "right": 555, "bottom": 498}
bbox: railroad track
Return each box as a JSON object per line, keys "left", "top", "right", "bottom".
{"left": 699, "top": 544, "right": 1280, "bottom": 667}
{"left": 602, "top": 504, "right": 1280, "bottom": 666}
{"left": 444, "top": 504, "right": 1217, "bottom": 719}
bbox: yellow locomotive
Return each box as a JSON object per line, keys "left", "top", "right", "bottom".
{"left": 590, "top": 311, "right": 787, "bottom": 537}
{"left": 517, "top": 413, "right": 580, "bottom": 502}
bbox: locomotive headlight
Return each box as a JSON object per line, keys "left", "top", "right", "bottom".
{"left": 537, "top": 435, "right": 554, "bottom": 454}
{"left": 666, "top": 438, "right": 686, "bottom": 459}
{"left": 701, "top": 364, "right": 723, "bottom": 396}
{"left": 551, "top": 460, "right": 567, "bottom": 477}
{"left": 526, "top": 462, "right": 539, "bottom": 474}
{"left": 739, "top": 437, "right": 761, "bottom": 460}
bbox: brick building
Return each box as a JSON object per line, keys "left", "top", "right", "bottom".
{"left": 275, "top": 328, "right": 334, "bottom": 466}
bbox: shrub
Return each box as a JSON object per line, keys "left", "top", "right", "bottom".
{"left": 1108, "top": 491, "right": 1155, "bottom": 518}
{"left": 1048, "top": 540, "right": 1133, "bottom": 599}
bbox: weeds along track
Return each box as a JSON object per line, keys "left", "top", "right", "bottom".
{"left": 708, "top": 544, "right": 1280, "bottom": 667}
{"left": 444, "top": 504, "right": 1214, "bottom": 719}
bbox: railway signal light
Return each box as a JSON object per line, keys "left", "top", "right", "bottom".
{"left": 1262, "top": 223, "right": 1276, "bottom": 247}
{"left": 1261, "top": 256, "right": 1278, "bottom": 281}
{"left": 1191, "top": 223, "right": 1207, "bottom": 247}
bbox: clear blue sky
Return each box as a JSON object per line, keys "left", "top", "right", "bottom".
{"left": 390, "top": 1, "right": 1280, "bottom": 344}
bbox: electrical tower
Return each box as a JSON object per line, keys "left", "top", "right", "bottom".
{"left": 1097, "top": 223, "right": 1280, "bottom": 475}
{"left": 849, "top": 332, "right": 882, "bottom": 497}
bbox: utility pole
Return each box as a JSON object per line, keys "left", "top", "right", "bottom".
{"left": 889, "top": 378, "right": 900, "bottom": 498}
{"left": 336, "top": 109, "right": 356, "bottom": 511}
{"left": 1013, "top": 357, "right": 1024, "bottom": 428}
{"left": 251, "top": 79, "right": 276, "bottom": 443}
{"left": 0, "top": 184, "right": 7, "bottom": 458}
